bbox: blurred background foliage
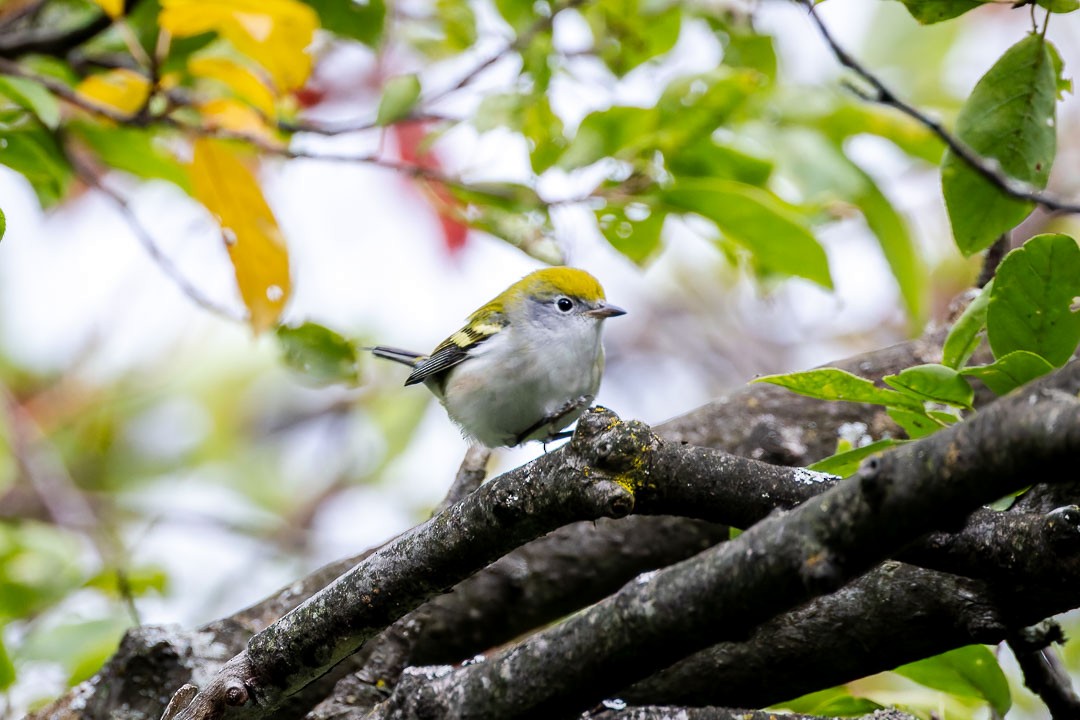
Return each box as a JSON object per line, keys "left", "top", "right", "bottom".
{"left": 1, "top": 0, "right": 1079, "bottom": 717}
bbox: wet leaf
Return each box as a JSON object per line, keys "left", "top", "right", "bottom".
{"left": 987, "top": 233, "right": 1080, "bottom": 366}
{"left": 160, "top": 0, "right": 319, "bottom": 91}
{"left": 661, "top": 179, "right": 833, "bottom": 288}
{"left": 961, "top": 351, "right": 1056, "bottom": 396}
{"left": 898, "top": 0, "right": 983, "bottom": 24}
{"left": 883, "top": 364, "right": 974, "bottom": 409}
{"left": 754, "top": 368, "right": 923, "bottom": 411}
{"left": 276, "top": 322, "right": 361, "bottom": 386}
{"left": 190, "top": 139, "right": 291, "bottom": 333}
{"left": 942, "top": 34, "right": 1059, "bottom": 255}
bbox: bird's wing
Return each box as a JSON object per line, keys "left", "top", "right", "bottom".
{"left": 404, "top": 314, "right": 507, "bottom": 386}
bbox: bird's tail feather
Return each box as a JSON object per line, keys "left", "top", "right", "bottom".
{"left": 368, "top": 346, "right": 425, "bottom": 367}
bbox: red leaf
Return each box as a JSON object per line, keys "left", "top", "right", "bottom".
{"left": 391, "top": 120, "right": 470, "bottom": 256}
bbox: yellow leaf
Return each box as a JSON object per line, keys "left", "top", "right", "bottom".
{"left": 76, "top": 69, "right": 150, "bottom": 115}
{"left": 198, "top": 98, "right": 280, "bottom": 145}
{"left": 190, "top": 138, "right": 291, "bottom": 332}
{"left": 188, "top": 56, "right": 277, "bottom": 117}
{"left": 160, "top": 0, "right": 318, "bottom": 91}
{"left": 91, "top": 0, "right": 123, "bottom": 18}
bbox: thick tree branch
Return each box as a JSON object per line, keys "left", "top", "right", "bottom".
{"left": 31, "top": 334, "right": 1076, "bottom": 720}
{"left": 619, "top": 562, "right": 1014, "bottom": 708}
{"left": 305, "top": 516, "right": 729, "bottom": 719}
{"left": 165, "top": 410, "right": 648, "bottom": 719}
{"left": 371, "top": 369, "right": 1079, "bottom": 719}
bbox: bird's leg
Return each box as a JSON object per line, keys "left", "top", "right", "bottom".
{"left": 515, "top": 395, "right": 594, "bottom": 447}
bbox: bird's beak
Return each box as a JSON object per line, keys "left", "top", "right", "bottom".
{"left": 586, "top": 303, "right": 627, "bottom": 319}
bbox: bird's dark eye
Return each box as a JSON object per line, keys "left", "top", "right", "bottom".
{"left": 556, "top": 297, "right": 573, "bottom": 312}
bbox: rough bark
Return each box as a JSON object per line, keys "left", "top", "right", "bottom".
{"left": 27, "top": 336, "right": 1080, "bottom": 720}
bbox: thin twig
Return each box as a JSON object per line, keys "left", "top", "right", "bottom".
{"left": 800, "top": 0, "right": 1080, "bottom": 215}
{"left": 0, "top": 56, "right": 513, "bottom": 202}
{"left": 976, "top": 234, "right": 1009, "bottom": 287}
{"left": 422, "top": 0, "right": 588, "bottom": 107}
{"left": 68, "top": 157, "right": 246, "bottom": 323}
{"left": 0, "top": 0, "right": 143, "bottom": 59}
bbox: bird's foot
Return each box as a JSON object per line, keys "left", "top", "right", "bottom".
{"left": 516, "top": 395, "right": 594, "bottom": 448}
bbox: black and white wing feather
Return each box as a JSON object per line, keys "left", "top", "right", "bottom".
{"left": 404, "top": 314, "right": 508, "bottom": 386}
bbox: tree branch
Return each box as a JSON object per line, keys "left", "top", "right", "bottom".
{"left": 165, "top": 410, "right": 647, "bottom": 719}
{"left": 369, "top": 366, "right": 1080, "bottom": 719}
{"left": 1008, "top": 622, "right": 1080, "bottom": 718}
{"left": 798, "top": 0, "right": 1080, "bottom": 215}
{"left": 0, "top": 0, "right": 142, "bottom": 59}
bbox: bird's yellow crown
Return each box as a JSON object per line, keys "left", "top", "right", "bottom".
{"left": 482, "top": 268, "right": 606, "bottom": 319}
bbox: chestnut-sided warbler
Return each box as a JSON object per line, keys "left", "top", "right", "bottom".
{"left": 371, "top": 267, "right": 626, "bottom": 448}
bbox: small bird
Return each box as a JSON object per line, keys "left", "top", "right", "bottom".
{"left": 371, "top": 267, "right": 626, "bottom": 448}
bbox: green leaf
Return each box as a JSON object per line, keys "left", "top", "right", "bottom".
{"left": 941, "top": 34, "right": 1059, "bottom": 255}
{"left": 0, "top": 522, "right": 84, "bottom": 621}
{"left": 897, "top": 0, "right": 985, "bottom": 24}
{"left": 522, "top": 95, "right": 567, "bottom": 174}
{"left": 159, "top": 31, "right": 218, "bottom": 76}
{"left": 808, "top": 438, "right": 901, "bottom": 477}
{"left": 1037, "top": 0, "right": 1079, "bottom": 12}
{"left": 303, "top": 0, "right": 386, "bottom": 46}
{"left": 722, "top": 30, "right": 777, "bottom": 82}
{"left": 276, "top": 322, "right": 361, "bottom": 386}
{"left": 987, "top": 234, "right": 1080, "bottom": 366}
{"left": 85, "top": 565, "right": 168, "bottom": 598}
{"left": 655, "top": 68, "right": 763, "bottom": 148}
{"left": 1047, "top": 41, "right": 1073, "bottom": 99}
{"left": 883, "top": 364, "right": 974, "bottom": 409}
{"left": 583, "top": 0, "right": 681, "bottom": 77}
{"left": 0, "top": 631, "right": 14, "bottom": 690}
{"left": 961, "top": 350, "right": 1056, "bottom": 396}
{"left": 812, "top": 102, "right": 944, "bottom": 165}
{"left": 660, "top": 179, "right": 833, "bottom": 289}
{"left": 888, "top": 407, "right": 947, "bottom": 439}
{"left": 435, "top": 0, "right": 477, "bottom": 53}
{"left": 376, "top": 74, "right": 422, "bottom": 126}
{"left": 0, "top": 76, "right": 62, "bottom": 129}
{"left": 0, "top": 207, "right": 5, "bottom": 243}
{"left": 20, "top": 615, "right": 131, "bottom": 685}
{"left": 775, "top": 686, "right": 884, "bottom": 716}
{"left": 494, "top": 0, "right": 537, "bottom": 33}
{"left": 754, "top": 368, "right": 923, "bottom": 411}
{"left": 473, "top": 93, "right": 566, "bottom": 174}
{"left": 596, "top": 201, "right": 666, "bottom": 266}
{"left": 667, "top": 138, "right": 773, "bottom": 186}
{"left": 0, "top": 123, "right": 73, "bottom": 207}
{"left": 895, "top": 645, "right": 1011, "bottom": 716}
{"left": 559, "top": 105, "right": 656, "bottom": 170}
{"left": 942, "top": 281, "right": 993, "bottom": 369}
{"left": 71, "top": 121, "right": 191, "bottom": 193}
{"left": 850, "top": 164, "right": 925, "bottom": 325}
